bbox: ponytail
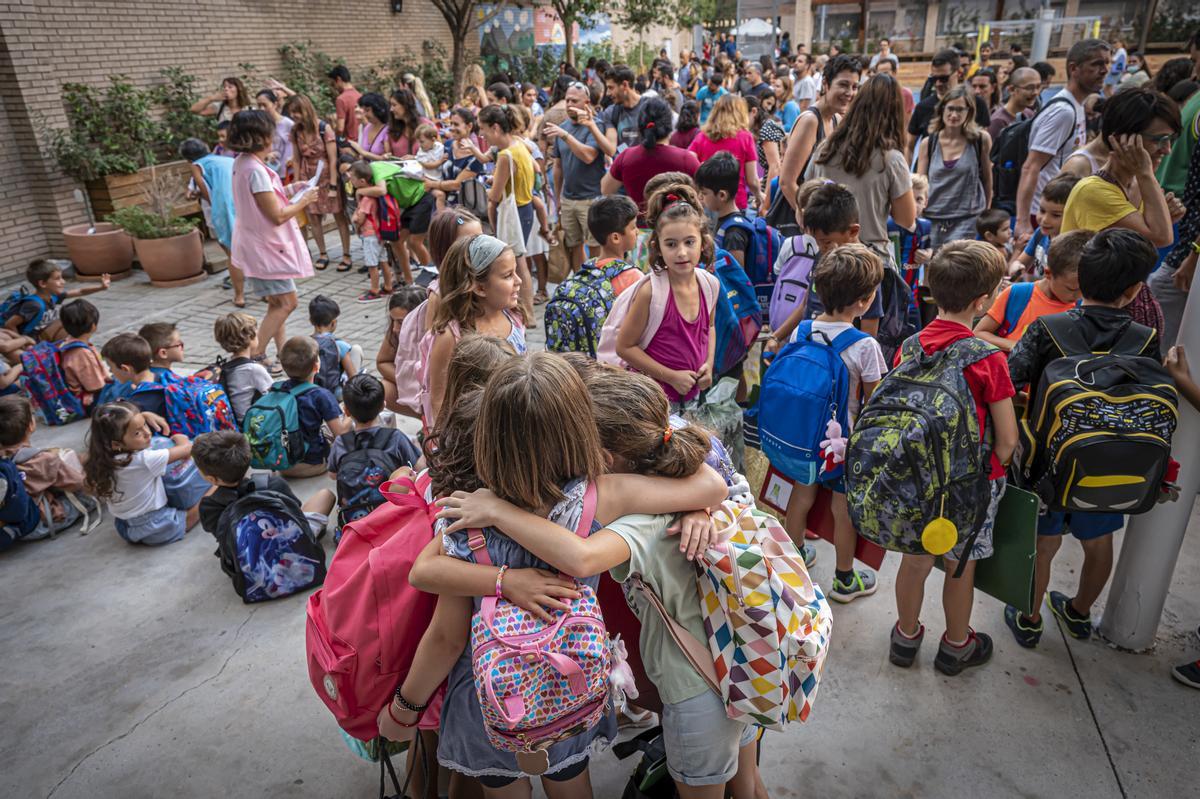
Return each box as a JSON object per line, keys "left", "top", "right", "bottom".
{"left": 637, "top": 96, "right": 673, "bottom": 151}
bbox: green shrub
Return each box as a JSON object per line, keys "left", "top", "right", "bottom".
{"left": 106, "top": 206, "right": 197, "bottom": 240}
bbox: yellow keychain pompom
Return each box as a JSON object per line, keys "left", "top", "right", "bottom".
{"left": 921, "top": 496, "right": 958, "bottom": 556}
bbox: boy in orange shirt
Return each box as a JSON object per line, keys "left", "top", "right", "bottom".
{"left": 974, "top": 229, "right": 1089, "bottom": 351}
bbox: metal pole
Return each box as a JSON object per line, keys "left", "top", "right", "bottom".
{"left": 1137, "top": 0, "right": 1159, "bottom": 54}
{"left": 1098, "top": 281, "right": 1200, "bottom": 651}
{"left": 1030, "top": 1, "right": 1054, "bottom": 63}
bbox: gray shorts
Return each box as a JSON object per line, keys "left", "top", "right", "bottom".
{"left": 361, "top": 236, "right": 384, "bottom": 267}
{"left": 246, "top": 277, "right": 297, "bottom": 298}
{"left": 661, "top": 690, "right": 757, "bottom": 786}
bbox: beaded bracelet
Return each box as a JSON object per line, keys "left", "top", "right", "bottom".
{"left": 495, "top": 565, "right": 509, "bottom": 599}
{"left": 387, "top": 701, "right": 420, "bottom": 729}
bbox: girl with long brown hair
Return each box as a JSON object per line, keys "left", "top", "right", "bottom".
{"left": 422, "top": 234, "right": 525, "bottom": 422}
{"left": 808, "top": 73, "right": 916, "bottom": 265}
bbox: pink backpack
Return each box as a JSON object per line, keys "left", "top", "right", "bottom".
{"left": 596, "top": 268, "right": 720, "bottom": 367}
{"left": 305, "top": 471, "right": 443, "bottom": 741}
{"left": 466, "top": 483, "right": 611, "bottom": 766}
{"left": 391, "top": 280, "right": 440, "bottom": 417}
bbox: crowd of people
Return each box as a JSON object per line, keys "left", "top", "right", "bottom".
{"left": 4, "top": 26, "right": 1200, "bottom": 799}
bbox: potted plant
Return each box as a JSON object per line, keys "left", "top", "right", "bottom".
{"left": 107, "top": 167, "right": 204, "bottom": 287}
{"left": 62, "top": 221, "right": 135, "bottom": 281}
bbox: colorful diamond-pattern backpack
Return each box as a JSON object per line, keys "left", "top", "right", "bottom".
{"left": 467, "top": 483, "right": 611, "bottom": 765}
{"left": 635, "top": 501, "right": 832, "bottom": 730}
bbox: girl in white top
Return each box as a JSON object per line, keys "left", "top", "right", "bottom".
{"left": 83, "top": 403, "right": 205, "bottom": 546}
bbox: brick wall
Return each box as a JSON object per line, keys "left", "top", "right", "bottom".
{"left": 0, "top": 0, "right": 464, "bottom": 284}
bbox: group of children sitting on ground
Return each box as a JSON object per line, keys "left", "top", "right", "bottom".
{"left": 1, "top": 144, "right": 1197, "bottom": 792}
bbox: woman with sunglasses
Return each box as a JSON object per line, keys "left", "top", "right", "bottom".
{"left": 1063, "top": 88, "right": 1184, "bottom": 340}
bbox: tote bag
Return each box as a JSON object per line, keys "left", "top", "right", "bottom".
{"left": 495, "top": 151, "right": 526, "bottom": 257}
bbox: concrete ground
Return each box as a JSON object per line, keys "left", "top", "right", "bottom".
{"left": 2, "top": 243, "right": 1198, "bottom": 798}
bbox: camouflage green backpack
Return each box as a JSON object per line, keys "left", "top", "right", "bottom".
{"left": 846, "top": 334, "right": 997, "bottom": 571}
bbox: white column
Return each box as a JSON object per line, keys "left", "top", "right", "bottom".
{"left": 1098, "top": 280, "right": 1200, "bottom": 651}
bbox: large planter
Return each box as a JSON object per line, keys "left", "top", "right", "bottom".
{"left": 62, "top": 222, "right": 135, "bottom": 281}
{"left": 131, "top": 228, "right": 205, "bottom": 288}
{"left": 85, "top": 160, "right": 200, "bottom": 219}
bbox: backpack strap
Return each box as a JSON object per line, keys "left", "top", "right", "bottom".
{"left": 1109, "top": 320, "right": 1156, "bottom": 357}
{"left": 1041, "top": 312, "right": 1091, "bottom": 357}
{"left": 286, "top": 381, "right": 319, "bottom": 398}
{"left": 629, "top": 575, "right": 721, "bottom": 695}
{"left": 829, "top": 326, "right": 870, "bottom": 355}
{"left": 1001, "top": 282, "right": 1037, "bottom": 336}
{"left": 337, "top": 431, "right": 359, "bottom": 455}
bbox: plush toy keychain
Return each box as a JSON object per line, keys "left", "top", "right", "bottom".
{"left": 819, "top": 418, "right": 846, "bottom": 474}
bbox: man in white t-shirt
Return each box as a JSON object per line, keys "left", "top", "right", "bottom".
{"left": 793, "top": 54, "right": 818, "bottom": 110}
{"left": 1014, "top": 38, "right": 1110, "bottom": 247}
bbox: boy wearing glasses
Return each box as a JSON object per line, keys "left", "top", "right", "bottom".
{"left": 139, "top": 322, "right": 186, "bottom": 384}
{"left": 989, "top": 66, "right": 1041, "bottom": 140}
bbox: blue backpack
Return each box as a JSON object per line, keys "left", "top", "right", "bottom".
{"left": 750, "top": 320, "right": 868, "bottom": 481}
{"left": 711, "top": 248, "right": 763, "bottom": 376}
{"left": 998, "top": 281, "right": 1036, "bottom": 338}
{"left": 313, "top": 334, "right": 342, "bottom": 394}
{"left": 20, "top": 340, "right": 89, "bottom": 425}
{"left": 716, "top": 213, "right": 783, "bottom": 288}
{"left": 544, "top": 257, "right": 640, "bottom": 357}
{"left": 0, "top": 288, "right": 52, "bottom": 337}
{"left": 128, "top": 378, "right": 235, "bottom": 438}
{"left": 214, "top": 474, "right": 327, "bottom": 603}
{"left": 242, "top": 381, "right": 318, "bottom": 470}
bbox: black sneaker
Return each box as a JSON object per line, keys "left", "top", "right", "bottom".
{"left": 934, "top": 630, "right": 993, "bottom": 676}
{"left": 1049, "top": 591, "right": 1092, "bottom": 640}
{"left": 889, "top": 622, "right": 925, "bottom": 668}
{"left": 1172, "top": 659, "right": 1200, "bottom": 689}
{"left": 1004, "top": 604, "right": 1044, "bottom": 649}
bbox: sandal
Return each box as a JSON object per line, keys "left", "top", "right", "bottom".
{"left": 534, "top": 291, "right": 549, "bottom": 305}
{"left": 336, "top": 257, "right": 353, "bottom": 272}
{"left": 232, "top": 298, "right": 246, "bottom": 308}
{"left": 314, "top": 256, "right": 330, "bottom": 270}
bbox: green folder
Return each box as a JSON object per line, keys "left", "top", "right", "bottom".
{"left": 937, "top": 484, "right": 1040, "bottom": 616}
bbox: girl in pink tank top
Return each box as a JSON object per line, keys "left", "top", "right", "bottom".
{"left": 615, "top": 201, "right": 718, "bottom": 404}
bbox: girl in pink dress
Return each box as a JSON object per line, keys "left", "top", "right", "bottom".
{"left": 228, "top": 110, "right": 317, "bottom": 366}
{"left": 615, "top": 199, "right": 719, "bottom": 407}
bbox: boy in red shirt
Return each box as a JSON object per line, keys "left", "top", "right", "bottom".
{"left": 889, "top": 241, "right": 1019, "bottom": 675}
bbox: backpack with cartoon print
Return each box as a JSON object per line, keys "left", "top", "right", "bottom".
{"left": 214, "top": 474, "right": 327, "bottom": 603}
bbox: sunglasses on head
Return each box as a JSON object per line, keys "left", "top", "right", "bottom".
{"left": 568, "top": 81, "right": 587, "bottom": 91}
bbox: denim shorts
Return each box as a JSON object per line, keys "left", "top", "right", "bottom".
{"left": 115, "top": 505, "right": 186, "bottom": 546}
{"left": 1037, "top": 510, "right": 1123, "bottom": 541}
{"left": 246, "top": 277, "right": 296, "bottom": 298}
{"left": 661, "top": 690, "right": 757, "bottom": 786}
{"left": 360, "top": 235, "right": 384, "bottom": 267}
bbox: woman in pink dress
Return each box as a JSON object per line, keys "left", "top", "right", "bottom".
{"left": 283, "top": 94, "right": 351, "bottom": 271}
{"left": 228, "top": 110, "right": 318, "bottom": 367}
{"left": 687, "top": 94, "right": 763, "bottom": 211}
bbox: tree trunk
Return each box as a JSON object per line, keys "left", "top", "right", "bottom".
{"left": 452, "top": 29, "right": 465, "bottom": 99}
{"left": 564, "top": 15, "right": 575, "bottom": 66}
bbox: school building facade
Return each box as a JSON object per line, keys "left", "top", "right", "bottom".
{"left": 0, "top": 0, "right": 461, "bottom": 284}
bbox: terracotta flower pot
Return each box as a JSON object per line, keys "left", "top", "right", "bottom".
{"left": 132, "top": 228, "right": 205, "bottom": 288}
{"left": 62, "top": 223, "right": 135, "bottom": 281}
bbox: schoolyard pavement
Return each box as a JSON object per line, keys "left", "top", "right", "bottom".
{"left": 2, "top": 241, "right": 1197, "bottom": 798}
